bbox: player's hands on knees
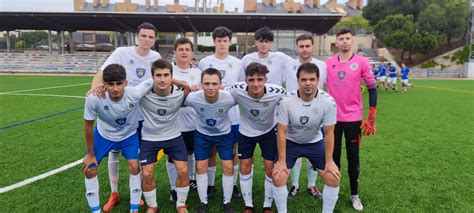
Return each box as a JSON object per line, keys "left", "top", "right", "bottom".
{"left": 272, "top": 160, "right": 289, "bottom": 182}
{"left": 87, "top": 83, "right": 106, "bottom": 98}
{"left": 360, "top": 107, "right": 377, "bottom": 136}
{"left": 83, "top": 154, "right": 98, "bottom": 173}
{"left": 323, "top": 160, "right": 340, "bottom": 182}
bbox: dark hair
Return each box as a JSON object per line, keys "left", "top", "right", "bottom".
{"left": 336, "top": 27, "right": 352, "bottom": 37}
{"left": 151, "top": 59, "right": 173, "bottom": 76}
{"left": 137, "top": 22, "right": 157, "bottom": 36}
{"left": 103, "top": 64, "right": 126, "bottom": 82}
{"left": 201, "top": 68, "right": 222, "bottom": 82}
{"left": 212, "top": 26, "right": 232, "bottom": 40}
{"left": 296, "top": 63, "right": 320, "bottom": 80}
{"left": 387, "top": 62, "right": 392, "bottom": 66}
{"left": 174, "top": 37, "right": 194, "bottom": 51}
{"left": 296, "top": 34, "right": 314, "bottom": 45}
{"left": 255, "top": 27, "right": 274, "bottom": 42}
{"left": 245, "top": 62, "right": 269, "bottom": 77}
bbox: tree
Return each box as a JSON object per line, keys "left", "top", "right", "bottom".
{"left": 374, "top": 14, "right": 415, "bottom": 60}
{"left": 18, "top": 31, "right": 48, "bottom": 49}
{"left": 362, "top": 0, "right": 414, "bottom": 26}
{"left": 334, "top": 16, "right": 372, "bottom": 35}
{"left": 443, "top": 0, "right": 469, "bottom": 47}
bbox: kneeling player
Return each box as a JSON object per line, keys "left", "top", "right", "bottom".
{"left": 139, "top": 59, "right": 191, "bottom": 213}
{"left": 226, "top": 62, "right": 286, "bottom": 212}
{"left": 272, "top": 63, "right": 341, "bottom": 213}
{"left": 83, "top": 64, "right": 153, "bottom": 213}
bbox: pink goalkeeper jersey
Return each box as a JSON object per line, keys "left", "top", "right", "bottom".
{"left": 326, "top": 54, "right": 376, "bottom": 122}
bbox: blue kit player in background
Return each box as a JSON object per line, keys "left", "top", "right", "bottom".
{"left": 83, "top": 64, "right": 153, "bottom": 213}
{"left": 378, "top": 62, "right": 388, "bottom": 91}
{"left": 400, "top": 63, "right": 415, "bottom": 94}
{"left": 387, "top": 63, "right": 398, "bottom": 92}
{"left": 371, "top": 64, "right": 379, "bottom": 89}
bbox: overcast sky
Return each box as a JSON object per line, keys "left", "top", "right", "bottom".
{"left": 0, "top": 0, "right": 367, "bottom": 12}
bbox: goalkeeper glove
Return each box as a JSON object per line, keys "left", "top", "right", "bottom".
{"left": 360, "top": 107, "right": 376, "bottom": 136}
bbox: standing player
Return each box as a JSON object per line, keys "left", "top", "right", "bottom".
{"left": 400, "top": 63, "right": 415, "bottom": 93}
{"left": 140, "top": 59, "right": 190, "bottom": 213}
{"left": 166, "top": 37, "right": 202, "bottom": 204}
{"left": 240, "top": 27, "right": 290, "bottom": 86}
{"left": 378, "top": 62, "right": 388, "bottom": 91}
{"left": 387, "top": 63, "right": 398, "bottom": 92}
{"left": 227, "top": 62, "right": 286, "bottom": 213}
{"left": 185, "top": 68, "right": 237, "bottom": 213}
{"left": 88, "top": 22, "right": 161, "bottom": 211}
{"left": 326, "top": 28, "right": 378, "bottom": 211}
{"left": 83, "top": 64, "right": 153, "bottom": 213}
{"left": 286, "top": 34, "right": 327, "bottom": 200}
{"left": 198, "top": 26, "right": 242, "bottom": 199}
{"left": 272, "top": 63, "right": 340, "bottom": 213}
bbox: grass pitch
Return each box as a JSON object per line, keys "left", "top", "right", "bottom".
{"left": 0, "top": 76, "right": 473, "bottom": 212}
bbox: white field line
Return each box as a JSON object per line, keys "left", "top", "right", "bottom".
{"left": 0, "top": 159, "right": 83, "bottom": 194}
{"left": 0, "top": 83, "right": 90, "bottom": 94}
{"left": 0, "top": 93, "right": 85, "bottom": 99}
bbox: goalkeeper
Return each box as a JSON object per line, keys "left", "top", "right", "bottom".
{"left": 325, "top": 28, "right": 377, "bottom": 211}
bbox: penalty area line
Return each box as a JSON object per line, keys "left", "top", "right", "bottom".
{"left": 0, "top": 159, "right": 83, "bottom": 194}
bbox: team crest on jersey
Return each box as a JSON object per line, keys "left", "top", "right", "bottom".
{"left": 136, "top": 68, "right": 146, "bottom": 78}
{"left": 206, "top": 119, "right": 217, "bottom": 126}
{"left": 338, "top": 71, "right": 346, "bottom": 80}
{"left": 128, "top": 103, "right": 135, "bottom": 110}
{"left": 157, "top": 109, "right": 167, "bottom": 116}
{"left": 299, "top": 116, "right": 309, "bottom": 125}
{"left": 262, "top": 102, "right": 269, "bottom": 107}
{"left": 350, "top": 63, "right": 359, "bottom": 71}
{"left": 250, "top": 109, "right": 260, "bottom": 117}
{"left": 218, "top": 69, "right": 226, "bottom": 78}
{"left": 103, "top": 105, "right": 109, "bottom": 111}
{"left": 217, "top": 108, "right": 225, "bottom": 114}
{"left": 115, "top": 117, "right": 127, "bottom": 126}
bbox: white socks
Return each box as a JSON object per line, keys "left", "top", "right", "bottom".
{"left": 166, "top": 161, "right": 177, "bottom": 190}
{"left": 306, "top": 160, "right": 318, "bottom": 188}
{"left": 176, "top": 186, "right": 190, "bottom": 208}
{"left": 273, "top": 185, "right": 288, "bottom": 213}
{"left": 108, "top": 151, "right": 120, "bottom": 192}
{"left": 240, "top": 172, "right": 253, "bottom": 207}
{"left": 143, "top": 188, "right": 158, "bottom": 208}
{"left": 85, "top": 177, "right": 101, "bottom": 213}
{"left": 291, "top": 158, "right": 302, "bottom": 189}
{"left": 233, "top": 164, "right": 239, "bottom": 185}
{"left": 222, "top": 174, "right": 234, "bottom": 204}
{"left": 207, "top": 166, "right": 216, "bottom": 187}
{"left": 263, "top": 175, "right": 273, "bottom": 208}
{"left": 322, "top": 185, "right": 339, "bottom": 213}
{"left": 196, "top": 173, "right": 208, "bottom": 204}
{"left": 187, "top": 154, "right": 196, "bottom": 181}
{"left": 129, "top": 174, "right": 142, "bottom": 211}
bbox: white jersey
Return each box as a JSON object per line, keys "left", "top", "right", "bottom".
{"left": 276, "top": 89, "right": 337, "bottom": 144}
{"left": 227, "top": 82, "right": 286, "bottom": 137}
{"left": 199, "top": 54, "right": 241, "bottom": 125}
{"left": 286, "top": 58, "right": 327, "bottom": 92}
{"left": 100, "top": 46, "right": 161, "bottom": 87}
{"left": 240, "top": 52, "right": 291, "bottom": 86}
{"left": 140, "top": 85, "right": 185, "bottom": 141}
{"left": 83, "top": 79, "right": 153, "bottom": 142}
{"left": 173, "top": 64, "right": 202, "bottom": 132}
{"left": 184, "top": 90, "right": 236, "bottom": 136}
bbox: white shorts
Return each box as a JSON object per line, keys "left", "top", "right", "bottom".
{"left": 388, "top": 77, "right": 397, "bottom": 84}
{"left": 380, "top": 76, "right": 387, "bottom": 82}
{"left": 401, "top": 79, "right": 409, "bottom": 85}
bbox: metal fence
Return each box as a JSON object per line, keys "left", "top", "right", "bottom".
{"left": 411, "top": 69, "right": 463, "bottom": 78}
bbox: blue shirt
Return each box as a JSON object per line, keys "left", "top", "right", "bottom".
{"left": 388, "top": 66, "right": 397, "bottom": 78}
{"left": 401, "top": 67, "right": 410, "bottom": 80}
{"left": 372, "top": 68, "right": 379, "bottom": 76}
{"left": 379, "top": 65, "right": 387, "bottom": 76}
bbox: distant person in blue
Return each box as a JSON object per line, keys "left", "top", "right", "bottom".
{"left": 371, "top": 64, "right": 379, "bottom": 89}
{"left": 378, "top": 62, "right": 388, "bottom": 90}
{"left": 400, "top": 63, "right": 415, "bottom": 93}
{"left": 387, "top": 62, "right": 398, "bottom": 92}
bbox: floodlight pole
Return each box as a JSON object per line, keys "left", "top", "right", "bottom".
{"left": 48, "top": 30, "right": 52, "bottom": 54}
{"left": 114, "top": 32, "right": 118, "bottom": 49}
{"left": 60, "top": 31, "right": 65, "bottom": 54}
{"left": 6, "top": 31, "right": 10, "bottom": 53}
